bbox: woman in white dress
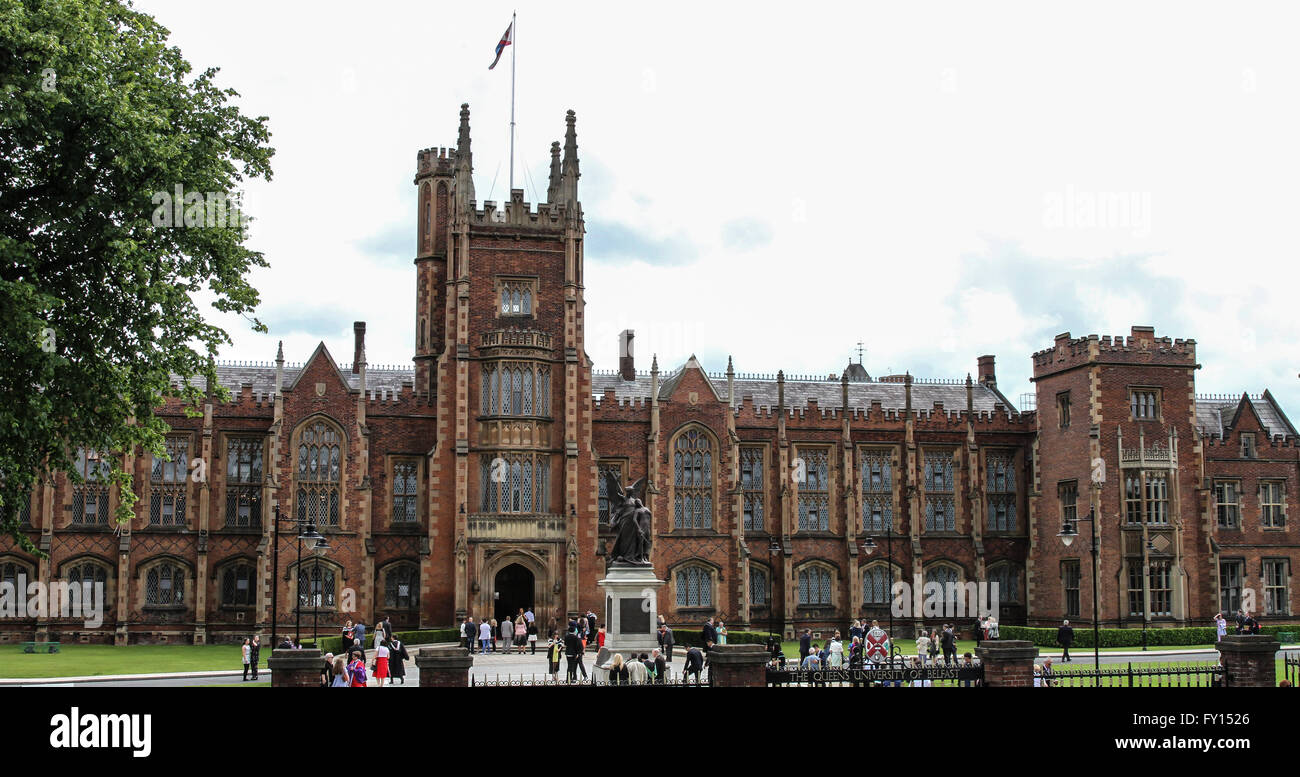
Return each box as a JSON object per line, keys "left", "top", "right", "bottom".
{"left": 828, "top": 632, "right": 844, "bottom": 668}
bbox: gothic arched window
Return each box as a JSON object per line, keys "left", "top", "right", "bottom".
{"left": 675, "top": 565, "right": 713, "bottom": 609}
{"left": 862, "top": 565, "right": 891, "bottom": 605}
{"left": 673, "top": 428, "right": 713, "bottom": 530}
{"left": 384, "top": 563, "right": 419, "bottom": 610}
{"left": 297, "top": 561, "right": 336, "bottom": 610}
{"left": 798, "top": 565, "right": 833, "bottom": 606}
{"left": 221, "top": 562, "right": 256, "bottom": 606}
{"left": 145, "top": 562, "right": 185, "bottom": 606}
{"left": 297, "top": 420, "right": 342, "bottom": 526}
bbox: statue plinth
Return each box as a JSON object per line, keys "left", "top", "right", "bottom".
{"left": 597, "top": 564, "right": 665, "bottom": 659}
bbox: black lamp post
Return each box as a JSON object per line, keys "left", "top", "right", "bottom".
{"left": 270, "top": 503, "right": 326, "bottom": 648}
{"left": 1058, "top": 509, "right": 1101, "bottom": 685}
{"left": 767, "top": 540, "right": 781, "bottom": 657}
{"left": 1142, "top": 538, "right": 1154, "bottom": 651}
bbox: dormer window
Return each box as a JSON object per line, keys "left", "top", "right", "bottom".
{"left": 1240, "top": 433, "right": 1256, "bottom": 459}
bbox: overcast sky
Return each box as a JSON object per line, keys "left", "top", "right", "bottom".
{"left": 136, "top": 1, "right": 1300, "bottom": 416}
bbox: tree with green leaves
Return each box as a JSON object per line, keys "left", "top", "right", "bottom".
{"left": 0, "top": 0, "right": 274, "bottom": 550}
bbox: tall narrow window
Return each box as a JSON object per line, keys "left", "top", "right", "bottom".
{"left": 798, "top": 566, "right": 832, "bottom": 606}
{"left": 1057, "top": 392, "right": 1071, "bottom": 428}
{"left": 986, "top": 451, "right": 1017, "bottom": 532}
{"left": 1063, "top": 560, "right": 1081, "bottom": 618}
{"left": 150, "top": 436, "right": 188, "bottom": 526}
{"left": 673, "top": 429, "right": 713, "bottom": 530}
{"left": 1219, "top": 560, "right": 1243, "bottom": 615}
{"left": 1144, "top": 472, "right": 1169, "bottom": 525}
{"left": 225, "top": 437, "right": 263, "bottom": 528}
{"left": 749, "top": 566, "right": 769, "bottom": 606}
{"left": 796, "top": 448, "right": 830, "bottom": 531}
{"left": 740, "top": 447, "right": 765, "bottom": 532}
{"left": 392, "top": 460, "right": 418, "bottom": 523}
{"left": 1261, "top": 481, "right": 1285, "bottom": 528}
{"left": 1214, "top": 481, "right": 1240, "bottom": 528}
{"left": 1240, "top": 433, "right": 1256, "bottom": 459}
{"left": 1060, "top": 481, "right": 1078, "bottom": 529}
{"left": 924, "top": 449, "right": 956, "bottom": 532}
{"left": 1264, "top": 560, "right": 1289, "bottom": 616}
{"left": 72, "top": 448, "right": 110, "bottom": 525}
{"left": 297, "top": 421, "right": 341, "bottom": 527}
{"left": 1124, "top": 475, "right": 1143, "bottom": 524}
{"left": 860, "top": 448, "right": 892, "bottom": 533}
{"left": 597, "top": 461, "right": 624, "bottom": 525}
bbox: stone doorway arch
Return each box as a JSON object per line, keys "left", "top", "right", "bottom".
{"left": 477, "top": 548, "right": 553, "bottom": 628}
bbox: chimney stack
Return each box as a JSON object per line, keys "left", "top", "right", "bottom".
{"left": 977, "top": 354, "right": 996, "bottom": 387}
{"left": 353, "top": 322, "right": 366, "bottom": 374}
{"left": 619, "top": 330, "right": 635, "bottom": 381}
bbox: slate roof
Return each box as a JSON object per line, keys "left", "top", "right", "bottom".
{"left": 1195, "top": 393, "right": 1298, "bottom": 440}
{"left": 174, "top": 363, "right": 414, "bottom": 398}
{"left": 592, "top": 367, "right": 1018, "bottom": 415}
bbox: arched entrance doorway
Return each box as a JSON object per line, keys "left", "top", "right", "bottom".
{"left": 493, "top": 563, "right": 535, "bottom": 623}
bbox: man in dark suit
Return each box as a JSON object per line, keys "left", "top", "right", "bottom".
{"left": 798, "top": 628, "right": 812, "bottom": 664}
{"left": 658, "top": 624, "right": 674, "bottom": 662}
{"left": 1057, "top": 619, "right": 1074, "bottom": 662}
{"left": 940, "top": 624, "right": 957, "bottom": 665}
{"left": 683, "top": 646, "right": 705, "bottom": 683}
{"left": 564, "top": 627, "right": 586, "bottom": 682}
{"left": 701, "top": 617, "right": 717, "bottom": 652}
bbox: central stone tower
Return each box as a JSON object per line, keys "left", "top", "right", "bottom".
{"left": 414, "top": 105, "right": 601, "bottom": 628}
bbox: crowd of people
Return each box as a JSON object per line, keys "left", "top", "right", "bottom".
{"left": 459, "top": 607, "right": 542, "bottom": 655}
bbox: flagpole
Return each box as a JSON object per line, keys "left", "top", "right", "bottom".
{"left": 509, "top": 10, "right": 516, "bottom": 193}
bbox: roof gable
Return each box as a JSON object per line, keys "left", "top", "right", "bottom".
{"left": 659, "top": 355, "right": 722, "bottom": 402}
{"left": 287, "top": 342, "right": 355, "bottom": 394}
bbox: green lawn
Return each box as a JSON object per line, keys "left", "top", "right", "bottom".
{"left": 2, "top": 644, "right": 241, "bottom": 679}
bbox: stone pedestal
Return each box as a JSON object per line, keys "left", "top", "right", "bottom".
{"left": 706, "top": 644, "right": 769, "bottom": 687}
{"left": 1218, "top": 635, "right": 1280, "bottom": 687}
{"left": 416, "top": 646, "right": 474, "bottom": 687}
{"left": 597, "top": 565, "right": 665, "bottom": 660}
{"left": 269, "top": 648, "right": 323, "bottom": 687}
{"left": 975, "top": 640, "right": 1038, "bottom": 687}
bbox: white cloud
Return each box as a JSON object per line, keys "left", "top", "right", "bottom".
{"left": 139, "top": 0, "right": 1300, "bottom": 413}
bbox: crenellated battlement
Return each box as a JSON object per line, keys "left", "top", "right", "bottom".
{"left": 1033, "top": 326, "right": 1196, "bottom": 375}
{"left": 415, "top": 146, "right": 457, "bottom": 178}
{"left": 466, "top": 190, "right": 573, "bottom": 231}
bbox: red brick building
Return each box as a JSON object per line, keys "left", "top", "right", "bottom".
{"left": 1, "top": 105, "right": 1296, "bottom": 645}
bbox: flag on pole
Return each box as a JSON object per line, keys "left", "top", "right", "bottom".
{"left": 488, "top": 21, "right": 513, "bottom": 70}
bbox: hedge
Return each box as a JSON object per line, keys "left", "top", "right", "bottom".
{"left": 998, "top": 624, "right": 1300, "bottom": 648}
{"left": 304, "top": 628, "right": 461, "bottom": 655}
{"left": 664, "top": 628, "right": 774, "bottom": 649}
